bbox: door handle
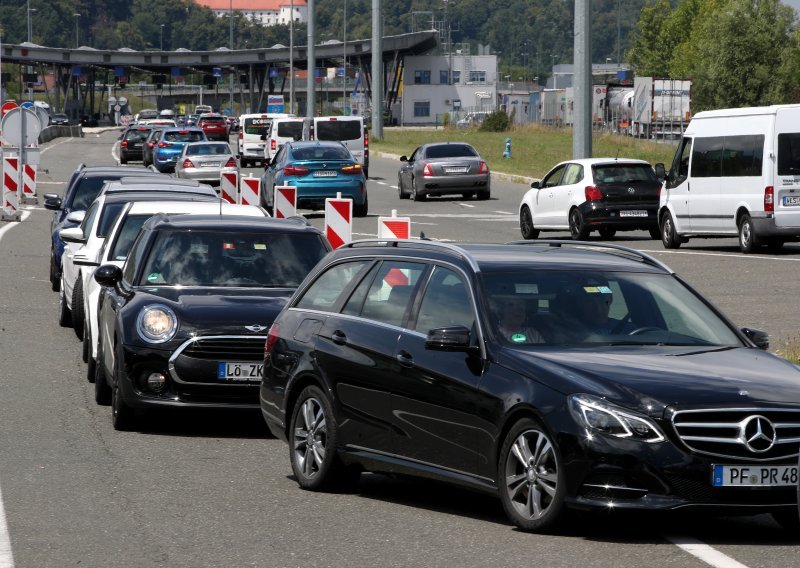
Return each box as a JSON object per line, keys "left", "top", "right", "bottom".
{"left": 331, "top": 330, "right": 347, "bottom": 345}
{"left": 396, "top": 350, "right": 413, "bottom": 368}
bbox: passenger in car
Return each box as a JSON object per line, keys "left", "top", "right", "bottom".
{"left": 492, "top": 296, "right": 544, "bottom": 344}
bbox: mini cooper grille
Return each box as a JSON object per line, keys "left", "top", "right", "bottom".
{"left": 671, "top": 408, "right": 800, "bottom": 461}
{"left": 182, "top": 337, "right": 265, "bottom": 360}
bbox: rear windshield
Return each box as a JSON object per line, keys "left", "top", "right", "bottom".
{"left": 124, "top": 129, "right": 150, "bottom": 142}
{"left": 425, "top": 144, "right": 478, "bottom": 159}
{"left": 277, "top": 121, "right": 304, "bottom": 140}
{"left": 186, "top": 143, "right": 232, "bottom": 156}
{"left": 315, "top": 120, "right": 361, "bottom": 142}
{"left": 138, "top": 110, "right": 158, "bottom": 120}
{"left": 244, "top": 117, "right": 271, "bottom": 135}
{"left": 593, "top": 164, "right": 658, "bottom": 184}
{"left": 200, "top": 117, "right": 226, "bottom": 125}
{"left": 164, "top": 131, "right": 205, "bottom": 143}
{"left": 292, "top": 145, "right": 352, "bottom": 161}
{"left": 778, "top": 133, "right": 800, "bottom": 175}
{"left": 138, "top": 231, "right": 329, "bottom": 287}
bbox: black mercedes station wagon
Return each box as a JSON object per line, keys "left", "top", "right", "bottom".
{"left": 259, "top": 239, "right": 800, "bottom": 532}
{"left": 94, "top": 214, "right": 331, "bottom": 431}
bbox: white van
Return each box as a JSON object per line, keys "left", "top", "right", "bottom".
{"left": 265, "top": 117, "right": 311, "bottom": 162}
{"left": 657, "top": 104, "right": 800, "bottom": 253}
{"left": 312, "top": 116, "right": 369, "bottom": 178}
{"left": 238, "top": 113, "right": 293, "bottom": 167}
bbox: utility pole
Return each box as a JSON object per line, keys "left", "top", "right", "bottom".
{"left": 573, "top": 0, "right": 591, "bottom": 159}
{"left": 229, "top": 0, "right": 235, "bottom": 115}
{"left": 289, "top": 0, "right": 294, "bottom": 114}
{"left": 371, "top": 0, "right": 383, "bottom": 139}
{"left": 307, "top": 0, "right": 315, "bottom": 118}
{"left": 342, "top": 0, "right": 347, "bottom": 115}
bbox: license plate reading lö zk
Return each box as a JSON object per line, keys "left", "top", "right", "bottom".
{"left": 217, "top": 362, "right": 263, "bottom": 382}
{"left": 712, "top": 464, "right": 798, "bottom": 486}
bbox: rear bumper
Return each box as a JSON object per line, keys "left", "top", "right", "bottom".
{"left": 579, "top": 202, "right": 659, "bottom": 229}
{"left": 178, "top": 168, "right": 227, "bottom": 185}
{"left": 422, "top": 174, "right": 490, "bottom": 195}
{"left": 752, "top": 213, "right": 800, "bottom": 240}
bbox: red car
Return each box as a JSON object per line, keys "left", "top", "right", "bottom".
{"left": 197, "top": 113, "right": 229, "bottom": 141}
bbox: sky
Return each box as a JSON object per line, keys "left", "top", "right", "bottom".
{"left": 784, "top": 0, "right": 800, "bottom": 11}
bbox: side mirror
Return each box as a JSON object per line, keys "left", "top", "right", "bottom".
{"left": 94, "top": 264, "right": 123, "bottom": 288}
{"left": 66, "top": 210, "right": 86, "bottom": 224}
{"left": 60, "top": 227, "right": 86, "bottom": 244}
{"left": 654, "top": 163, "right": 666, "bottom": 181}
{"left": 530, "top": 180, "right": 541, "bottom": 189}
{"left": 44, "top": 194, "right": 62, "bottom": 210}
{"left": 400, "top": 155, "right": 408, "bottom": 162}
{"left": 741, "top": 327, "right": 769, "bottom": 350}
{"left": 425, "top": 325, "right": 473, "bottom": 352}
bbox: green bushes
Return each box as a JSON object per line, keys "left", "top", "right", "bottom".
{"left": 479, "top": 110, "right": 510, "bottom": 132}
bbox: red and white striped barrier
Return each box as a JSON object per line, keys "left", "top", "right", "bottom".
{"left": 273, "top": 185, "right": 297, "bottom": 219}
{"left": 2, "top": 156, "right": 19, "bottom": 217}
{"left": 324, "top": 194, "right": 352, "bottom": 249}
{"left": 220, "top": 171, "right": 238, "bottom": 204}
{"left": 239, "top": 175, "right": 260, "bottom": 206}
{"left": 377, "top": 210, "right": 411, "bottom": 240}
{"left": 22, "top": 163, "right": 36, "bottom": 203}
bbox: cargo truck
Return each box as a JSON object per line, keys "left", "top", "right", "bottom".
{"left": 631, "top": 77, "right": 691, "bottom": 139}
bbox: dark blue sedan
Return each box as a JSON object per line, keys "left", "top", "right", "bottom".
{"left": 152, "top": 127, "right": 207, "bottom": 173}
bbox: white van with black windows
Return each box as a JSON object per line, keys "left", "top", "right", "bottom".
{"left": 657, "top": 104, "right": 800, "bottom": 253}
{"left": 312, "top": 116, "right": 369, "bottom": 178}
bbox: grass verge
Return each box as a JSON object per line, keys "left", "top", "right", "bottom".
{"left": 777, "top": 337, "right": 800, "bottom": 364}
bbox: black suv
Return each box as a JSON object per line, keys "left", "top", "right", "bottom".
{"left": 260, "top": 239, "right": 800, "bottom": 532}
{"left": 119, "top": 125, "right": 154, "bottom": 163}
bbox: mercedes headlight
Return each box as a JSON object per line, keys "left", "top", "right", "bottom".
{"left": 568, "top": 393, "right": 665, "bottom": 443}
{"left": 137, "top": 304, "right": 178, "bottom": 343}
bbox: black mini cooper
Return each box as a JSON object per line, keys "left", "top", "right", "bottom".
{"left": 94, "top": 214, "right": 331, "bottom": 430}
{"left": 260, "top": 239, "right": 800, "bottom": 532}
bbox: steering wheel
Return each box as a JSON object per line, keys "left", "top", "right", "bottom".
{"left": 628, "top": 326, "right": 662, "bottom": 336}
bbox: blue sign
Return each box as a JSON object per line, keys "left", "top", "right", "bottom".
{"left": 269, "top": 68, "right": 279, "bottom": 78}
{"left": 114, "top": 66, "right": 125, "bottom": 77}
{"left": 71, "top": 66, "right": 82, "bottom": 76}
{"left": 212, "top": 67, "right": 222, "bottom": 78}
{"left": 171, "top": 67, "right": 181, "bottom": 77}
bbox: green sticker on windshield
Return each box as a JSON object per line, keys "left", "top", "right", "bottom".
{"left": 147, "top": 273, "right": 161, "bottom": 283}
{"left": 511, "top": 333, "right": 527, "bottom": 343}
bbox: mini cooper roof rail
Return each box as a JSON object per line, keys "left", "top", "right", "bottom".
{"left": 342, "top": 239, "right": 481, "bottom": 272}
{"left": 504, "top": 239, "right": 673, "bottom": 273}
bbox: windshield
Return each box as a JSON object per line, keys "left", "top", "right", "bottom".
{"left": 592, "top": 164, "right": 658, "bottom": 184}
{"left": 480, "top": 270, "right": 742, "bottom": 347}
{"left": 70, "top": 176, "right": 113, "bottom": 211}
{"left": 108, "top": 214, "right": 151, "bottom": 261}
{"left": 138, "top": 231, "right": 328, "bottom": 287}
{"left": 97, "top": 202, "right": 127, "bottom": 238}
{"left": 426, "top": 144, "right": 478, "bottom": 159}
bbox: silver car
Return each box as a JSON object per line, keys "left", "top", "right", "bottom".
{"left": 397, "top": 142, "right": 491, "bottom": 201}
{"left": 175, "top": 141, "right": 239, "bottom": 185}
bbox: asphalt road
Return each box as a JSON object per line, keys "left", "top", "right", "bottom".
{"left": 0, "top": 130, "right": 798, "bottom": 567}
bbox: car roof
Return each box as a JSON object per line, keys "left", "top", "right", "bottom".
{"left": 162, "top": 127, "right": 205, "bottom": 133}
{"left": 141, "top": 213, "right": 322, "bottom": 233}
{"left": 103, "top": 180, "right": 217, "bottom": 196}
{"left": 103, "top": 191, "right": 219, "bottom": 204}
{"left": 337, "top": 240, "right": 673, "bottom": 276}
{"left": 129, "top": 202, "right": 267, "bottom": 218}
{"left": 553, "top": 158, "right": 652, "bottom": 168}
{"left": 288, "top": 140, "right": 346, "bottom": 149}
{"left": 184, "top": 141, "right": 230, "bottom": 147}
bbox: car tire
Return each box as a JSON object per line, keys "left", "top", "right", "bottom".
{"left": 410, "top": 178, "right": 426, "bottom": 202}
{"left": 598, "top": 226, "right": 616, "bottom": 239}
{"left": 398, "top": 175, "right": 408, "bottom": 199}
{"left": 58, "top": 281, "right": 72, "bottom": 327}
{"left": 738, "top": 214, "right": 761, "bottom": 253}
{"left": 519, "top": 206, "right": 540, "bottom": 240}
{"left": 49, "top": 252, "right": 60, "bottom": 292}
{"left": 498, "top": 418, "right": 566, "bottom": 532}
{"left": 569, "top": 208, "right": 590, "bottom": 240}
{"left": 477, "top": 190, "right": 490, "bottom": 201}
{"left": 660, "top": 212, "right": 682, "bottom": 249}
{"left": 71, "top": 277, "right": 85, "bottom": 340}
{"left": 648, "top": 226, "right": 661, "bottom": 240}
{"left": 120, "top": 157, "right": 127, "bottom": 165}
{"left": 289, "top": 385, "right": 360, "bottom": 491}
{"left": 94, "top": 339, "right": 111, "bottom": 404}
{"left": 354, "top": 194, "right": 369, "bottom": 218}
{"left": 111, "top": 344, "right": 136, "bottom": 431}
{"left": 82, "top": 317, "right": 90, "bottom": 364}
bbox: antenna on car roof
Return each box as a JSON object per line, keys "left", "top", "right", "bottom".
{"left": 419, "top": 231, "right": 430, "bottom": 241}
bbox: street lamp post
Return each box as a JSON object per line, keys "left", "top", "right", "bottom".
{"left": 27, "top": 3, "right": 36, "bottom": 101}
{"left": 289, "top": 0, "right": 294, "bottom": 114}
{"left": 229, "top": 1, "right": 235, "bottom": 115}
{"left": 342, "top": 0, "right": 347, "bottom": 115}
{"left": 74, "top": 14, "right": 80, "bottom": 49}
{"left": 551, "top": 54, "right": 557, "bottom": 88}
{"left": 160, "top": 24, "right": 165, "bottom": 51}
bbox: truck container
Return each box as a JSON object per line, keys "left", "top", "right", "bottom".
{"left": 632, "top": 77, "right": 691, "bottom": 139}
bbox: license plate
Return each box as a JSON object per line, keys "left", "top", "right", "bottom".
{"left": 201, "top": 162, "right": 220, "bottom": 168}
{"left": 445, "top": 167, "right": 469, "bottom": 174}
{"left": 620, "top": 210, "right": 648, "bottom": 217}
{"left": 313, "top": 170, "right": 337, "bottom": 177}
{"left": 712, "top": 464, "right": 798, "bottom": 486}
{"left": 217, "top": 362, "right": 263, "bottom": 382}
{"left": 783, "top": 195, "right": 800, "bottom": 206}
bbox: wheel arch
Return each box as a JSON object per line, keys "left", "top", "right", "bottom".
{"left": 735, "top": 206, "right": 751, "bottom": 227}
{"left": 283, "top": 372, "right": 331, "bottom": 439}
{"left": 493, "top": 403, "right": 552, "bottom": 470}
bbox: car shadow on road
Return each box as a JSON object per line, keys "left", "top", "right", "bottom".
{"left": 128, "top": 407, "right": 273, "bottom": 439}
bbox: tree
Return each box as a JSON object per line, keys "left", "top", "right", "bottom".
{"left": 626, "top": 0, "right": 671, "bottom": 76}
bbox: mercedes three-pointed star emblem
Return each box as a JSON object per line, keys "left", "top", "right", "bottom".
{"left": 741, "top": 415, "right": 777, "bottom": 453}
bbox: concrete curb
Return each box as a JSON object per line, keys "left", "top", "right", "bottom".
{"left": 372, "top": 150, "right": 537, "bottom": 186}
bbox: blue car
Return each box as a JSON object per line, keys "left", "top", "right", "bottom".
{"left": 260, "top": 141, "right": 368, "bottom": 217}
{"left": 152, "top": 127, "right": 206, "bottom": 172}
{"left": 43, "top": 164, "right": 161, "bottom": 291}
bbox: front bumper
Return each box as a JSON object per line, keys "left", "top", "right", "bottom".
{"left": 118, "top": 335, "right": 266, "bottom": 409}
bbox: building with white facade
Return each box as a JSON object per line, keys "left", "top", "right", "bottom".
{"left": 194, "top": 0, "right": 307, "bottom": 27}
{"left": 400, "top": 54, "right": 497, "bottom": 125}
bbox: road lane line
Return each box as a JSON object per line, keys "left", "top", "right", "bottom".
{"left": 39, "top": 137, "right": 74, "bottom": 155}
{"left": 666, "top": 536, "right": 749, "bottom": 568}
{"left": 653, "top": 249, "right": 800, "bottom": 262}
{"left": 0, "top": 211, "right": 30, "bottom": 237}
{"left": 458, "top": 203, "right": 476, "bottom": 208}
{"left": 375, "top": 181, "right": 388, "bottom": 186}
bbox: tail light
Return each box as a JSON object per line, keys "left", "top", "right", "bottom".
{"left": 284, "top": 164, "right": 310, "bottom": 176}
{"left": 423, "top": 163, "right": 434, "bottom": 177}
{"left": 147, "top": 142, "right": 155, "bottom": 148}
{"left": 271, "top": 139, "right": 276, "bottom": 150}
{"left": 120, "top": 140, "right": 128, "bottom": 148}
{"left": 182, "top": 158, "right": 195, "bottom": 169}
{"left": 585, "top": 186, "right": 603, "bottom": 201}
{"left": 157, "top": 141, "right": 171, "bottom": 148}
{"left": 224, "top": 157, "right": 237, "bottom": 168}
{"left": 364, "top": 129, "right": 369, "bottom": 148}
{"left": 264, "top": 323, "right": 281, "bottom": 360}
{"left": 478, "top": 161, "right": 489, "bottom": 174}
{"left": 341, "top": 164, "right": 362, "bottom": 175}
{"left": 765, "top": 186, "right": 774, "bottom": 213}
{"left": 238, "top": 131, "right": 243, "bottom": 140}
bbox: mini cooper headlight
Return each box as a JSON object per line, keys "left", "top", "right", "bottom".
{"left": 568, "top": 393, "right": 665, "bottom": 443}
{"left": 137, "top": 305, "right": 178, "bottom": 343}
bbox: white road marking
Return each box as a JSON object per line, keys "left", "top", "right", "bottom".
{"left": 495, "top": 210, "right": 515, "bottom": 215}
{"left": 665, "top": 535, "right": 749, "bottom": 568}
{"left": 39, "top": 137, "right": 73, "bottom": 155}
{"left": 406, "top": 213, "right": 512, "bottom": 218}
{"left": 458, "top": 203, "right": 476, "bottom": 208}
{"left": 653, "top": 249, "right": 800, "bottom": 262}
{"left": 35, "top": 181, "right": 62, "bottom": 185}
{"left": 389, "top": 185, "right": 398, "bottom": 189}
{"left": 375, "top": 181, "right": 388, "bottom": 186}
